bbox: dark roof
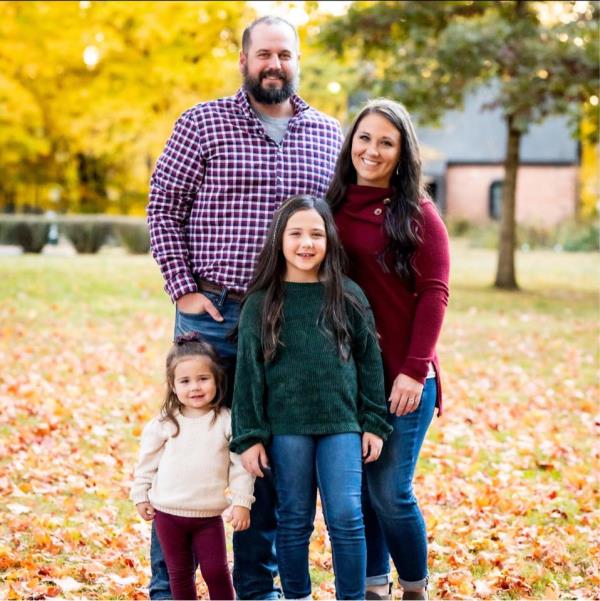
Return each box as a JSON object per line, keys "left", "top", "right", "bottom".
{"left": 417, "top": 84, "right": 579, "bottom": 174}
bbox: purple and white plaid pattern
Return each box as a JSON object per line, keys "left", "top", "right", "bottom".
{"left": 148, "top": 88, "right": 343, "bottom": 301}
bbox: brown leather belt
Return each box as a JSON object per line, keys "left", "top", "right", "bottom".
{"left": 197, "top": 278, "right": 244, "bottom": 302}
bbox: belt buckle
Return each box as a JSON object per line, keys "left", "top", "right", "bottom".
{"left": 199, "top": 278, "right": 228, "bottom": 305}
{"left": 216, "top": 286, "right": 228, "bottom": 306}
{"left": 198, "top": 277, "right": 242, "bottom": 304}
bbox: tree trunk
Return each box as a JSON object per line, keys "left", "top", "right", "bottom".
{"left": 494, "top": 114, "right": 521, "bottom": 290}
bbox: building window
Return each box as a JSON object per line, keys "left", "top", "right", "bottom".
{"left": 424, "top": 176, "right": 444, "bottom": 213}
{"left": 489, "top": 180, "right": 503, "bottom": 220}
{"left": 425, "top": 181, "right": 438, "bottom": 204}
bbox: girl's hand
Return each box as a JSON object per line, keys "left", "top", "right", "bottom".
{"left": 136, "top": 502, "right": 155, "bottom": 521}
{"left": 241, "top": 443, "right": 269, "bottom": 477}
{"left": 362, "top": 432, "right": 383, "bottom": 463}
{"left": 389, "top": 373, "right": 424, "bottom": 416}
{"left": 228, "top": 505, "right": 251, "bottom": 531}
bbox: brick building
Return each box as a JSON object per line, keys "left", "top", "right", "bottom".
{"left": 417, "top": 86, "right": 580, "bottom": 226}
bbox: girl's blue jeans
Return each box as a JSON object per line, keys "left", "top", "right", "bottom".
{"left": 363, "top": 377, "right": 436, "bottom": 592}
{"left": 270, "top": 433, "right": 366, "bottom": 600}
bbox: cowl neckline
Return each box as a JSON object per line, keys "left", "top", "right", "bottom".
{"left": 346, "top": 183, "right": 393, "bottom": 208}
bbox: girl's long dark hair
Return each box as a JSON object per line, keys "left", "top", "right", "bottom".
{"left": 326, "top": 99, "right": 426, "bottom": 284}
{"left": 161, "top": 334, "right": 227, "bottom": 436}
{"left": 244, "top": 195, "right": 365, "bottom": 362}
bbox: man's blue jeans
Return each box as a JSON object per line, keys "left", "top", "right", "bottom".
{"left": 363, "top": 377, "right": 436, "bottom": 592}
{"left": 269, "top": 433, "right": 366, "bottom": 600}
{"left": 148, "top": 292, "right": 280, "bottom": 600}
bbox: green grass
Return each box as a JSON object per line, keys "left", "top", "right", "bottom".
{"left": 1, "top": 250, "right": 169, "bottom": 324}
{"left": 0, "top": 241, "right": 598, "bottom": 600}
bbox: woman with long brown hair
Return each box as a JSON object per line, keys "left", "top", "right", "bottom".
{"left": 327, "top": 99, "right": 450, "bottom": 600}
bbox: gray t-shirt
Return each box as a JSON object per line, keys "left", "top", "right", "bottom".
{"left": 254, "top": 109, "right": 291, "bottom": 144}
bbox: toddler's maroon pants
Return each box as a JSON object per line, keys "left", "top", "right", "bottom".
{"left": 154, "top": 510, "right": 234, "bottom": 600}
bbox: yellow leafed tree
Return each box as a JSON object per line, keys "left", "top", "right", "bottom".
{"left": 0, "top": 1, "right": 355, "bottom": 215}
{"left": 0, "top": 1, "right": 253, "bottom": 213}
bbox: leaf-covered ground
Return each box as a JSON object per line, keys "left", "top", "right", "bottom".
{"left": 0, "top": 241, "right": 598, "bottom": 599}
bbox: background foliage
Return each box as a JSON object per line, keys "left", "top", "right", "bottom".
{"left": 1, "top": 2, "right": 596, "bottom": 222}
{"left": 318, "top": 0, "right": 599, "bottom": 288}
{"left": 0, "top": 1, "right": 356, "bottom": 214}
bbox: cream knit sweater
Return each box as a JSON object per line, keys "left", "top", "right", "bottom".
{"left": 131, "top": 408, "right": 255, "bottom": 518}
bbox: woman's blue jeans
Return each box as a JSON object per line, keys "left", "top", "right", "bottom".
{"left": 270, "top": 433, "right": 366, "bottom": 600}
{"left": 363, "top": 377, "right": 436, "bottom": 591}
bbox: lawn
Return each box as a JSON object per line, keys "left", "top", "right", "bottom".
{"left": 0, "top": 240, "right": 598, "bottom": 599}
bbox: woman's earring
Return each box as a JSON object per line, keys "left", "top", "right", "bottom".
{"left": 395, "top": 163, "right": 401, "bottom": 175}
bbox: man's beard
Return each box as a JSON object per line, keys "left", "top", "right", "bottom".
{"left": 243, "top": 65, "right": 298, "bottom": 105}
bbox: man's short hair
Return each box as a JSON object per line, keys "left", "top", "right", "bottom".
{"left": 241, "top": 16, "right": 299, "bottom": 54}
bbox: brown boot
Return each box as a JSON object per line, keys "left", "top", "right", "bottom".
{"left": 402, "top": 589, "right": 428, "bottom": 600}
{"left": 365, "top": 582, "right": 393, "bottom": 600}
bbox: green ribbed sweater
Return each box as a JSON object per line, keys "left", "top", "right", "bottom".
{"left": 230, "top": 279, "right": 392, "bottom": 454}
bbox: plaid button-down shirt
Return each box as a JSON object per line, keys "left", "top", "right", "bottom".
{"left": 148, "top": 88, "right": 343, "bottom": 301}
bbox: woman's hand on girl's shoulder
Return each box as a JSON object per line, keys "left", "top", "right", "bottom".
{"left": 389, "top": 373, "right": 424, "bottom": 416}
{"left": 362, "top": 432, "right": 383, "bottom": 463}
{"left": 228, "top": 505, "right": 251, "bottom": 531}
{"left": 136, "top": 502, "right": 155, "bottom": 521}
{"left": 241, "top": 443, "right": 269, "bottom": 477}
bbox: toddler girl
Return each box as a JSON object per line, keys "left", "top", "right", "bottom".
{"left": 230, "top": 195, "right": 392, "bottom": 600}
{"left": 131, "top": 333, "right": 255, "bottom": 600}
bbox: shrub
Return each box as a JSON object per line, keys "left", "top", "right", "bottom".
{"left": 447, "top": 218, "right": 599, "bottom": 252}
{"left": 515, "top": 220, "right": 599, "bottom": 252}
{"left": 445, "top": 217, "right": 473, "bottom": 238}
{"left": 0, "top": 217, "right": 50, "bottom": 253}
{"left": 557, "top": 220, "right": 599, "bottom": 252}
{"left": 114, "top": 222, "right": 150, "bottom": 254}
{"left": 13, "top": 222, "right": 50, "bottom": 253}
{"left": 61, "top": 220, "right": 112, "bottom": 254}
{"left": 469, "top": 223, "right": 500, "bottom": 249}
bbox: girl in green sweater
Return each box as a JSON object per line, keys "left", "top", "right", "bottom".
{"left": 230, "top": 195, "right": 391, "bottom": 600}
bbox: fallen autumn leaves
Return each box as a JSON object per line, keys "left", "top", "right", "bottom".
{"left": 0, "top": 246, "right": 598, "bottom": 599}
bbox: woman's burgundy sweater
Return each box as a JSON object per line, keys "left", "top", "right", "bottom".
{"left": 334, "top": 184, "right": 450, "bottom": 413}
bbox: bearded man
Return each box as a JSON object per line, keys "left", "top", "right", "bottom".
{"left": 146, "top": 15, "right": 343, "bottom": 600}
